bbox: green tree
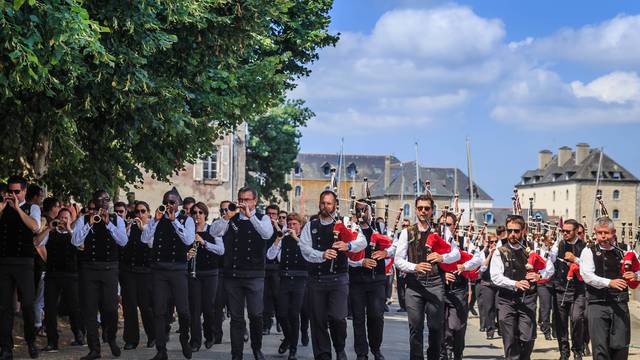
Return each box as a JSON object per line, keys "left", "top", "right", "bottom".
{"left": 246, "top": 99, "right": 311, "bottom": 202}
{"left": 0, "top": 0, "right": 337, "bottom": 201}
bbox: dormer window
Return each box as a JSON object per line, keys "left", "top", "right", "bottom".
{"left": 485, "top": 212, "right": 494, "bottom": 225}
{"left": 413, "top": 181, "right": 424, "bottom": 194}
{"left": 294, "top": 162, "right": 302, "bottom": 176}
{"left": 321, "top": 162, "right": 331, "bottom": 176}
{"left": 611, "top": 172, "right": 622, "bottom": 180}
{"left": 347, "top": 163, "right": 357, "bottom": 178}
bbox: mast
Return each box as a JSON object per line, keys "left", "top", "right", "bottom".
{"left": 466, "top": 137, "right": 475, "bottom": 222}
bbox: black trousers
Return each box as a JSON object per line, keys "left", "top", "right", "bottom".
{"left": 263, "top": 269, "right": 280, "bottom": 330}
{"left": 349, "top": 280, "right": 385, "bottom": 357}
{"left": 225, "top": 277, "right": 264, "bottom": 357}
{"left": 120, "top": 270, "right": 154, "bottom": 346}
{"left": 308, "top": 277, "right": 349, "bottom": 360}
{"left": 152, "top": 269, "right": 190, "bottom": 351}
{"left": 212, "top": 277, "right": 227, "bottom": 341}
{"left": 477, "top": 282, "right": 498, "bottom": 332}
{"left": 405, "top": 278, "right": 445, "bottom": 360}
{"left": 587, "top": 302, "right": 630, "bottom": 360}
{"left": 276, "top": 276, "right": 307, "bottom": 350}
{"left": 554, "top": 288, "right": 585, "bottom": 356}
{"left": 44, "top": 273, "right": 83, "bottom": 345}
{"left": 497, "top": 292, "right": 537, "bottom": 360}
{"left": 0, "top": 262, "right": 36, "bottom": 349}
{"left": 536, "top": 284, "right": 553, "bottom": 336}
{"left": 385, "top": 270, "right": 394, "bottom": 300}
{"left": 300, "top": 282, "right": 310, "bottom": 339}
{"left": 395, "top": 270, "right": 407, "bottom": 310}
{"left": 188, "top": 273, "right": 219, "bottom": 346}
{"left": 79, "top": 267, "right": 119, "bottom": 352}
{"left": 441, "top": 283, "right": 469, "bottom": 360}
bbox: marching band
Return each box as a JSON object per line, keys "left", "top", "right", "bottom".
{"left": 0, "top": 172, "right": 639, "bottom": 360}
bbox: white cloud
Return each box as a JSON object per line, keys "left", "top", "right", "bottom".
{"left": 571, "top": 71, "right": 640, "bottom": 104}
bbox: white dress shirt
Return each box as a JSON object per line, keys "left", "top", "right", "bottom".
{"left": 299, "top": 217, "right": 366, "bottom": 264}
{"left": 140, "top": 215, "right": 195, "bottom": 248}
{"left": 71, "top": 215, "right": 128, "bottom": 247}
{"left": 578, "top": 245, "right": 640, "bottom": 289}
{"left": 490, "top": 242, "right": 554, "bottom": 291}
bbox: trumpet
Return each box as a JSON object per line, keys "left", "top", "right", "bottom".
{"left": 50, "top": 219, "right": 61, "bottom": 228}
{"left": 157, "top": 205, "right": 167, "bottom": 214}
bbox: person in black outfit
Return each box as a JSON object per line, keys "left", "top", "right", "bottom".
{"left": 0, "top": 176, "right": 42, "bottom": 360}
{"left": 535, "top": 235, "right": 554, "bottom": 341}
{"left": 299, "top": 190, "right": 366, "bottom": 360}
{"left": 141, "top": 190, "right": 195, "bottom": 360}
{"left": 210, "top": 186, "right": 274, "bottom": 360}
{"left": 550, "top": 219, "right": 586, "bottom": 360}
{"left": 347, "top": 201, "right": 392, "bottom": 360}
{"left": 72, "top": 190, "right": 128, "bottom": 360}
{"left": 394, "top": 219, "right": 411, "bottom": 313}
{"left": 119, "top": 201, "right": 155, "bottom": 350}
{"left": 187, "top": 202, "right": 224, "bottom": 352}
{"left": 266, "top": 212, "right": 308, "bottom": 360}
{"left": 580, "top": 216, "right": 638, "bottom": 360}
{"left": 262, "top": 204, "right": 282, "bottom": 335}
{"left": 477, "top": 235, "right": 499, "bottom": 339}
{"left": 210, "top": 200, "right": 233, "bottom": 345}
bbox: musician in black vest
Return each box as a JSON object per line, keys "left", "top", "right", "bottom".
{"left": 549, "top": 219, "right": 586, "bottom": 360}
{"left": 209, "top": 200, "right": 233, "bottom": 344}
{"left": 347, "top": 200, "right": 389, "bottom": 360}
{"left": 266, "top": 212, "right": 308, "bottom": 360}
{"left": 477, "top": 234, "right": 499, "bottom": 339}
{"left": 535, "top": 234, "right": 554, "bottom": 342}
{"left": 210, "top": 186, "right": 273, "bottom": 360}
{"left": 262, "top": 204, "right": 281, "bottom": 335}
{"left": 575, "top": 222, "right": 591, "bottom": 356}
{"left": 71, "top": 190, "right": 128, "bottom": 360}
{"left": 579, "top": 216, "right": 638, "bottom": 360}
{"left": 0, "top": 176, "right": 41, "bottom": 359}
{"left": 299, "top": 190, "right": 366, "bottom": 360}
{"left": 490, "top": 215, "right": 553, "bottom": 360}
{"left": 119, "top": 201, "right": 155, "bottom": 350}
{"left": 394, "top": 218, "right": 411, "bottom": 313}
{"left": 36, "top": 208, "right": 84, "bottom": 351}
{"left": 141, "top": 190, "right": 195, "bottom": 360}
{"left": 187, "top": 202, "right": 224, "bottom": 352}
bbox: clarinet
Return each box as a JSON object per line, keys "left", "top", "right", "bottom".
{"left": 191, "top": 220, "right": 199, "bottom": 278}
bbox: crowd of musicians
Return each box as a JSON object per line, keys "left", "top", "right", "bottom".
{"left": 1, "top": 173, "right": 639, "bottom": 360}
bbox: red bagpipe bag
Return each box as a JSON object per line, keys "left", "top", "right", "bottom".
{"left": 622, "top": 251, "right": 640, "bottom": 289}
{"left": 347, "top": 230, "right": 392, "bottom": 262}
{"left": 526, "top": 251, "right": 547, "bottom": 282}
{"left": 567, "top": 263, "right": 583, "bottom": 282}
{"left": 439, "top": 250, "right": 479, "bottom": 280}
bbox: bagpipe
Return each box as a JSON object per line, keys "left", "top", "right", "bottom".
{"left": 439, "top": 250, "right": 480, "bottom": 280}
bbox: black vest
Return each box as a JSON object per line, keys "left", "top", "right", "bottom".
{"left": 498, "top": 244, "right": 536, "bottom": 295}
{"left": 78, "top": 214, "right": 120, "bottom": 263}
{"left": 280, "top": 234, "right": 308, "bottom": 277}
{"left": 45, "top": 231, "right": 78, "bottom": 274}
{"left": 189, "top": 227, "right": 221, "bottom": 273}
{"left": 120, "top": 224, "right": 151, "bottom": 272}
{"left": 553, "top": 239, "right": 586, "bottom": 291}
{"left": 406, "top": 224, "right": 440, "bottom": 279}
{"left": 265, "top": 228, "right": 279, "bottom": 271}
{"left": 222, "top": 213, "right": 266, "bottom": 278}
{"left": 308, "top": 219, "right": 348, "bottom": 277}
{"left": 151, "top": 215, "right": 189, "bottom": 267}
{"left": 349, "top": 227, "right": 386, "bottom": 282}
{"left": 480, "top": 248, "right": 492, "bottom": 283}
{"left": 0, "top": 203, "right": 35, "bottom": 260}
{"left": 586, "top": 246, "right": 628, "bottom": 303}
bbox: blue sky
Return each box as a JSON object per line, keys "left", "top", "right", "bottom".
{"left": 294, "top": 1, "right": 640, "bottom": 206}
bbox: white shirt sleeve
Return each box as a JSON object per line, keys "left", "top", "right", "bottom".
{"left": 490, "top": 250, "right": 517, "bottom": 291}
{"left": 38, "top": 232, "right": 50, "bottom": 247}
{"left": 463, "top": 251, "right": 483, "bottom": 271}
{"left": 579, "top": 247, "right": 611, "bottom": 289}
{"left": 141, "top": 218, "right": 158, "bottom": 247}
{"left": 349, "top": 230, "right": 367, "bottom": 253}
{"left": 30, "top": 204, "right": 41, "bottom": 230}
{"left": 386, "top": 237, "right": 398, "bottom": 258}
{"left": 71, "top": 216, "right": 91, "bottom": 246}
{"left": 172, "top": 217, "right": 195, "bottom": 246}
{"left": 209, "top": 218, "right": 230, "bottom": 237}
{"left": 107, "top": 217, "right": 128, "bottom": 246}
{"left": 203, "top": 235, "right": 224, "bottom": 255}
{"left": 250, "top": 214, "right": 274, "bottom": 240}
{"left": 539, "top": 257, "right": 555, "bottom": 280}
{"left": 266, "top": 241, "right": 281, "bottom": 261}
{"left": 299, "top": 222, "right": 326, "bottom": 263}
{"left": 348, "top": 259, "right": 363, "bottom": 267}
{"left": 442, "top": 237, "right": 461, "bottom": 264}
{"left": 393, "top": 229, "right": 417, "bottom": 273}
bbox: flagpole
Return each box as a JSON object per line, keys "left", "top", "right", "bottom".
{"left": 415, "top": 142, "right": 420, "bottom": 223}
{"left": 466, "top": 137, "right": 475, "bottom": 223}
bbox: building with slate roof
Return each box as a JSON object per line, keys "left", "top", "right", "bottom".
{"left": 515, "top": 143, "right": 639, "bottom": 228}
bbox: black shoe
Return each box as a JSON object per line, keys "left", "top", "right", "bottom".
{"left": 180, "top": 337, "right": 192, "bottom": 359}
{"left": 356, "top": 356, "right": 367, "bottom": 360}
{"left": 573, "top": 351, "right": 583, "bottom": 360}
{"left": 301, "top": 331, "right": 309, "bottom": 346}
{"left": 278, "top": 340, "right": 289, "bottom": 354}
{"left": 559, "top": 355, "right": 569, "bottom": 360}
{"left": 396, "top": 308, "right": 406, "bottom": 313}
{"left": 71, "top": 333, "right": 85, "bottom": 346}
{"left": 243, "top": 329, "right": 249, "bottom": 343}
{"left": 276, "top": 322, "right": 282, "bottom": 333}
{"left": 41, "top": 344, "right": 58, "bottom": 352}
{"left": 469, "top": 307, "right": 478, "bottom": 316}
{"left": 373, "top": 351, "right": 385, "bottom": 360}
{"left": 253, "top": 350, "right": 265, "bottom": 360}
{"left": 288, "top": 348, "right": 297, "bottom": 360}
{"left": 479, "top": 327, "right": 486, "bottom": 332}
{"left": 108, "top": 341, "right": 120, "bottom": 357}
{"left": 205, "top": 340, "right": 214, "bottom": 349}
{"left": 384, "top": 304, "right": 389, "bottom": 312}
{"left": 486, "top": 330, "right": 495, "bottom": 340}
{"left": 80, "top": 351, "right": 101, "bottom": 360}
{"left": 123, "top": 343, "right": 137, "bottom": 350}
{"left": 190, "top": 342, "right": 200, "bottom": 352}
{"left": 544, "top": 332, "right": 553, "bottom": 341}
{"left": 27, "top": 343, "right": 39, "bottom": 359}
{"left": 336, "top": 350, "right": 348, "bottom": 360}
{"left": 214, "top": 336, "right": 223, "bottom": 345}
{"left": 147, "top": 339, "right": 156, "bottom": 348}
{"left": 149, "top": 350, "right": 168, "bottom": 360}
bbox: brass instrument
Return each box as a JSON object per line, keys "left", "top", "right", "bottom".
{"left": 158, "top": 205, "right": 167, "bottom": 214}
{"left": 50, "top": 219, "right": 60, "bottom": 228}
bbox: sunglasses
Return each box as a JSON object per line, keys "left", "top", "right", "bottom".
{"left": 278, "top": 215, "right": 287, "bottom": 219}
{"left": 87, "top": 207, "right": 97, "bottom": 212}
{"left": 135, "top": 209, "right": 147, "bottom": 214}
{"left": 192, "top": 210, "right": 204, "bottom": 215}
{"left": 416, "top": 206, "right": 431, "bottom": 212}
{"left": 445, "top": 222, "right": 454, "bottom": 227}
{"left": 220, "top": 208, "right": 229, "bottom": 213}
{"left": 488, "top": 240, "right": 497, "bottom": 244}
{"left": 506, "top": 229, "right": 521, "bottom": 234}
{"left": 561, "top": 229, "right": 573, "bottom": 234}
{"left": 7, "top": 189, "right": 21, "bottom": 195}
{"left": 163, "top": 200, "right": 177, "bottom": 205}
{"left": 115, "top": 209, "right": 126, "bottom": 214}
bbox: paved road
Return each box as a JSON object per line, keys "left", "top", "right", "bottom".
{"left": 11, "top": 303, "right": 640, "bottom": 359}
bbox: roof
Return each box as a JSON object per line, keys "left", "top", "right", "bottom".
{"left": 473, "top": 207, "right": 550, "bottom": 227}
{"left": 517, "top": 148, "right": 639, "bottom": 187}
{"left": 293, "top": 153, "right": 401, "bottom": 181}
{"left": 369, "top": 161, "right": 493, "bottom": 201}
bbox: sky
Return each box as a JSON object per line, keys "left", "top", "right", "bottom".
{"left": 292, "top": 0, "right": 640, "bottom": 207}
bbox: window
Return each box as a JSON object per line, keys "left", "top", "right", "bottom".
{"left": 403, "top": 204, "right": 410, "bottom": 217}
{"left": 413, "top": 181, "right": 424, "bottom": 194}
{"left": 612, "top": 172, "right": 622, "bottom": 180}
{"left": 612, "top": 209, "right": 620, "bottom": 219}
{"left": 613, "top": 190, "right": 620, "bottom": 200}
{"left": 347, "top": 163, "right": 357, "bottom": 178}
{"left": 348, "top": 187, "right": 354, "bottom": 198}
{"left": 202, "top": 153, "right": 218, "bottom": 180}
{"left": 534, "top": 212, "right": 543, "bottom": 220}
{"left": 322, "top": 162, "right": 331, "bottom": 176}
{"left": 294, "top": 162, "right": 301, "bottom": 176}
{"left": 295, "top": 186, "right": 301, "bottom": 197}
{"left": 485, "top": 212, "right": 494, "bottom": 225}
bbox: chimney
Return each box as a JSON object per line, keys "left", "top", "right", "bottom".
{"left": 575, "top": 143, "right": 589, "bottom": 165}
{"left": 384, "top": 156, "right": 391, "bottom": 195}
{"left": 558, "top": 146, "right": 572, "bottom": 167}
{"left": 538, "top": 150, "right": 552, "bottom": 170}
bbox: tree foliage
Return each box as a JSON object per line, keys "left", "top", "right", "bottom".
{"left": 0, "top": 0, "right": 337, "bottom": 201}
